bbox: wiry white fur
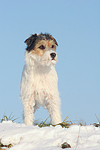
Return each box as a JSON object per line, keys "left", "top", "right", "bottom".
{"left": 20, "top": 50, "right": 62, "bottom": 125}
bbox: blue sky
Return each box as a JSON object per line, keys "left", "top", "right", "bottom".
{"left": 0, "top": 0, "right": 100, "bottom": 125}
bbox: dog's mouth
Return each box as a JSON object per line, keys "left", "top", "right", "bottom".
{"left": 51, "top": 58, "right": 55, "bottom": 60}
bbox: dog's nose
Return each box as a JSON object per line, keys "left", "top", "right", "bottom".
{"left": 50, "top": 53, "right": 56, "bottom": 60}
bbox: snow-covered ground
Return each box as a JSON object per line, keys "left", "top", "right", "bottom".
{"left": 0, "top": 121, "right": 100, "bottom": 150}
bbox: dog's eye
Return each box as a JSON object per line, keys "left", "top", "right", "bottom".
{"left": 39, "top": 45, "right": 45, "bottom": 50}
{"left": 51, "top": 45, "right": 55, "bottom": 48}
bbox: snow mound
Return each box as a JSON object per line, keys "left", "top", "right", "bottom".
{"left": 0, "top": 121, "right": 100, "bottom": 150}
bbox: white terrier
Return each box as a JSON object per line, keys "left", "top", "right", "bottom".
{"left": 20, "top": 33, "right": 62, "bottom": 125}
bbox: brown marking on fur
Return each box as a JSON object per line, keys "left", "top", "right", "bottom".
{"left": 31, "top": 40, "right": 57, "bottom": 56}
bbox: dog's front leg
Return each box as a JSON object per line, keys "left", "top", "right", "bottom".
{"left": 22, "top": 95, "right": 34, "bottom": 125}
{"left": 46, "top": 95, "right": 62, "bottom": 125}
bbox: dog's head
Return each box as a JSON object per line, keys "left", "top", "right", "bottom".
{"left": 24, "top": 33, "right": 58, "bottom": 66}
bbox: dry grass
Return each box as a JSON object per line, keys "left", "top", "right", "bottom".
{"left": 0, "top": 112, "right": 19, "bottom": 123}
{"left": 34, "top": 115, "right": 74, "bottom": 128}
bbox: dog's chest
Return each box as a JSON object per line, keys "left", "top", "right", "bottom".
{"left": 32, "top": 72, "right": 50, "bottom": 105}
{"left": 30, "top": 66, "right": 57, "bottom": 105}
{"left": 32, "top": 69, "right": 51, "bottom": 92}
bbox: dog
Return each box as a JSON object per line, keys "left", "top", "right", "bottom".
{"left": 20, "top": 33, "right": 62, "bottom": 125}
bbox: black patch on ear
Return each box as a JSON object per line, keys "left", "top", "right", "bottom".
{"left": 24, "top": 33, "right": 37, "bottom": 51}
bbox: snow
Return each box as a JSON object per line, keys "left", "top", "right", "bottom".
{"left": 0, "top": 121, "right": 100, "bottom": 150}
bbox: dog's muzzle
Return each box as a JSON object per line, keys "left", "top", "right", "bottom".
{"left": 37, "top": 50, "right": 58, "bottom": 66}
{"left": 50, "top": 53, "right": 56, "bottom": 60}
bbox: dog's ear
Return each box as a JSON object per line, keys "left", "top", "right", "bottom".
{"left": 53, "top": 38, "right": 58, "bottom": 46}
{"left": 46, "top": 33, "right": 58, "bottom": 46}
{"left": 24, "top": 34, "right": 37, "bottom": 51}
